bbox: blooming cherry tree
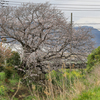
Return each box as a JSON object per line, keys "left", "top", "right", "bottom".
{"left": 0, "top": 3, "right": 94, "bottom": 82}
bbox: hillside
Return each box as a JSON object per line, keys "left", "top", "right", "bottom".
{"left": 75, "top": 26, "right": 100, "bottom": 48}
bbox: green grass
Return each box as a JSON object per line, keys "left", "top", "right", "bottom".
{"left": 74, "top": 86, "right": 100, "bottom": 100}
{"left": 0, "top": 85, "right": 7, "bottom": 96}
{"left": 0, "top": 72, "right": 5, "bottom": 81}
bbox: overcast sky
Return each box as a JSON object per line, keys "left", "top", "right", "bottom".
{"left": 7, "top": 0, "right": 100, "bottom": 30}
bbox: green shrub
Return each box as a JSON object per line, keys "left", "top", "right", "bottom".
{"left": 7, "top": 51, "right": 21, "bottom": 66}
{"left": 87, "top": 46, "right": 100, "bottom": 72}
{"left": 3, "top": 51, "right": 21, "bottom": 80}
{"left": 0, "top": 66, "right": 4, "bottom": 72}
{"left": 0, "top": 72, "right": 5, "bottom": 81}
{"left": 4, "top": 66, "right": 13, "bottom": 79}
{"left": 0, "top": 50, "right": 21, "bottom": 80}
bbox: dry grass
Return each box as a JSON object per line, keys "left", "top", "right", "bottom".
{"left": 32, "top": 64, "right": 100, "bottom": 100}
{"left": 7, "top": 63, "right": 100, "bottom": 100}
{"left": 25, "top": 64, "right": 84, "bottom": 100}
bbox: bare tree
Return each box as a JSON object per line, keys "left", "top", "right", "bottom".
{"left": 0, "top": 3, "right": 94, "bottom": 83}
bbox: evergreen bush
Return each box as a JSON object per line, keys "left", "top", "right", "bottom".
{"left": 87, "top": 46, "right": 100, "bottom": 72}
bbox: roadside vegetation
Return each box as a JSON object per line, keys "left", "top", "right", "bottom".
{"left": 0, "top": 43, "right": 100, "bottom": 100}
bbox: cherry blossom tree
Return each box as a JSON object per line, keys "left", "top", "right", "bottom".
{"left": 0, "top": 3, "right": 94, "bottom": 83}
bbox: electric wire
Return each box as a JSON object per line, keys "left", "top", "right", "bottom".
{"left": 1, "top": 1, "right": 100, "bottom": 6}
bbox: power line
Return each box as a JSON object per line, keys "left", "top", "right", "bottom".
{"left": 7, "top": 1, "right": 28, "bottom": 3}
{"left": 1, "top": 1, "right": 100, "bottom": 11}
{"left": 73, "top": 16, "right": 100, "bottom": 18}
{"left": 8, "top": 1, "right": 100, "bottom": 6}
{"left": 57, "top": 7, "right": 100, "bottom": 9}
{"left": 52, "top": 4, "right": 100, "bottom": 6}
{"left": 7, "top": 3, "right": 20, "bottom": 5}
{"left": 74, "top": 23, "right": 100, "bottom": 24}
{"left": 1, "top": 1, "right": 100, "bottom": 10}
{"left": 59, "top": 9, "right": 100, "bottom": 11}
{"left": 0, "top": 0, "right": 9, "bottom": 7}
{"left": 2, "top": 1, "right": 100, "bottom": 6}
{"left": 57, "top": 9, "right": 100, "bottom": 11}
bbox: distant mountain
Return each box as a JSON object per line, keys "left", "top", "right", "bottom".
{"left": 74, "top": 26, "right": 100, "bottom": 48}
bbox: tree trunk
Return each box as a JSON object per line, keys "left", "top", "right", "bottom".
{"left": 18, "top": 46, "right": 46, "bottom": 84}
{"left": 18, "top": 46, "right": 32, "bottom": 77}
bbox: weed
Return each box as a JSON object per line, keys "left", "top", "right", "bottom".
{"left": 0, "top": 85, "right": 7, "bottom": 96}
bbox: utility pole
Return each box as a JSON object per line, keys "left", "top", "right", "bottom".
{"left": 70, "top": 13, "right": 73, "bottom": 71}
{"left": 71, "top": 13, "right": 73, "bottom": 29}
{"left": 70, "top": 13, "right": 73, "bottom": 55}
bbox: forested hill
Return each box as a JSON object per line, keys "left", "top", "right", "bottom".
{"left": 75, "top": 26, "right": 100, "bottom": 48}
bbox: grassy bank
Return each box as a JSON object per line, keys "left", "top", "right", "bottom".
{"left": 0, "top": 64, "right": 100, "bottom": 100}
